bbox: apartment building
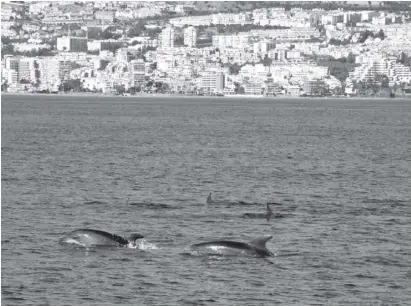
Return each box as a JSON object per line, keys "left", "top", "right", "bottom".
{"left": 130, "top": 59, "right": 146, "bottom": 86}
{"left": 212, "top": 33, "right": 251, "bottom": 50}
{"left": 201, "top": 72, "right": 224, "bottom": 93}
{"left": 160, "top": 26, "right": 175, "bottom": 49}
{"left": 303, "top": 79, "right": 327, "bottom": 95}
{"left": 183, "top": 26, "right": 198, "bottom": 48}
{"left": 57, "top": 36, "right": 88, "bottom": 52}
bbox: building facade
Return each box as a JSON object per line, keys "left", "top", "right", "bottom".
{"left": 184, "top": 26, "right": 197, "bottom": 47}
{"left": 57, "top": 37, "right": 88, "bottom": 52}
{"left": 161, "top": 26, "right": 175, "bottom": 49}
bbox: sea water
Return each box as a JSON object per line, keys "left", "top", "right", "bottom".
{"left": 2, "top": 94, "right": 410, "bottom": 305}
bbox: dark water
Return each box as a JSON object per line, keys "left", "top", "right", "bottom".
{"left": 2, "top": 95, "right": 410, "bottom": 305}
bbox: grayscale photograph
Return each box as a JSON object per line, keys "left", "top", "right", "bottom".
{"left": 1, "top": 0, "right": 410, "bottom": 305}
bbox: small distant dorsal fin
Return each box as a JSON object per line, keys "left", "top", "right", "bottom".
{"left": 249, "top": 235, "right": 273, "bottom": 250}
{"left": 207, "top": 192, "right": 212, "bottom": 204}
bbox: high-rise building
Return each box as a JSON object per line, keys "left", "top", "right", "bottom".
{"left": 4, "top": 56, "right": 19, "bottom": 86}
{"left": 183, "top": 26, "right": 197, "bottom": 47}
{"left": 18, "top": 58, "right": 36, "bottom": 83}
{"left": 161, "top": 26, "right": 175, "bottom": 49}
{"left": 58, "top": 61, "right": 73, "bottom": 81}
{"left": 130, "top": 59, "right": 145, "bottom": 86}
{"left": 57, "top": 36, "right": 88, "bottom": 52}
{"left": 5, "top": 56, "right": 19, "bottom": 71}
{"left": 201, "top": 72, "right": 224, "bottom": 93}
{"left": 303, "top": 79, "right": 326, "bottom": 96}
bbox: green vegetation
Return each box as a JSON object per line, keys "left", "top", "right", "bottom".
{"left": 126, "top": 20, "right": 146, "bottom": 38}
{"left": 312, "top": 54, "right": 360, "bottom": 82}
{"left": 59, "top": 79, "right": 83, "bottom": 92}
{"left": 398, "top": 52, "right": 411, "bottom": 67}
{"left": 352, "top": 74, "right": 398, "bottom": 97}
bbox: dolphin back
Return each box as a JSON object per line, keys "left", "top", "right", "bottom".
{"left": 64, "top": 229, "right": 129, "bottom": 247}
{"left": 192, "top": 240, "right": 252, "bottom": 250}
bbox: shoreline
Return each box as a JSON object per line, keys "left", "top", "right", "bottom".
{"left": 1, "top": 91, "right": 409, "bottom": 100}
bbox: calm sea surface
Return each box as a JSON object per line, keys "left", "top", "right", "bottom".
{"left": 1, "top": 94, "right": 410, "bottom": 305}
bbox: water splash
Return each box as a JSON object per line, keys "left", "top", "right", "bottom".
{"left": 128, "top": 238, "right": 159, "bottom": 250}
{"left": 60, "top": 237, "right": 87, "bottom": 247}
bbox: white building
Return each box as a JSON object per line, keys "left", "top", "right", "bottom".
{"left": 57, "top": 36, "right": 88, "bottom": 52}
{"left": 201, "top": 72, "right": 224, "bottom": 93}
{"left": 183, "top": 26, "right": 197, "bottom": 48}
{"left": 160, "top": 26, "right": 175, "bottom": 49}
{"left": 130, "top": 59, "right": 145, "bottom": 86}
{"left": 212, "top": 33, "right": 251, "bottom": 50}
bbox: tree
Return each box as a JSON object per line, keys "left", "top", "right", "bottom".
{"left": 228, "top": 63, "right": 242, "bottom": 75}
{"left": 114, "top": 84, "right": 126, "bottom": 95}
{"left": 128, "top": 86, "right": 141, "bottom": 94}
{"left": 127, "top": 20, "right": 145, "bottom": 37}
{"left": 1, "top": 81, "right": 9, "bottom": 91}
{"left": 1, "top": 44, "right": 14, "bottom": 56}
{"left": 398, "top": 52, "right": 410, "bottom": 67}
{"left": 149, "top": 62, "right": 157, "bottom": 71}
{"left": 261, "top": 54, "right": 272, "bottom": 67}
{"left": 358, "top": 30, "right": 374, "bottom": 43}
{"left": 376, "top": 29, "right": 385, "bottom": 40}
{"left": 329, "top": 38, "right": 342, "bottom": 46}
{"left": 102, "top": 28, "right": 114, "bottom": 39}
{"left": 60, "top": 79, "right": 83, "bottom": 92}
{"left": 174, "top": 36, "right": 184, "bottom": 46}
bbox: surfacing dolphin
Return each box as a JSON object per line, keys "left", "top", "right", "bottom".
{"left": 242, "top": 203, "right": 285, "bottom": 220}
{"left": 60, "top": 229, "right": 144, "bottom": 248}
{"left": 266, "top": 203, "right": 274, "bottom": 220}
{"left": 190, "top": 235, "right": 273, "bottom": 257}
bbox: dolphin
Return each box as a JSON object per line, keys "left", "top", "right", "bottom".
{"left": 190, "top": 235, "right": 273, "bottom": 257}
{"left": 60, "top": 229, "right": 144, "bottom": 248}
{"left": 266, "top": 203, "right": 274, "bottom": 220}
{"left": 206, "top": 192, "right": 212, "bottom": 204}
{"left": 242, "top": 203, "right": 285, "bottom": 220}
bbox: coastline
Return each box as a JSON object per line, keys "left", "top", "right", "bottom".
{"left": 1, "top": 91, "right": 409, "bottom": 100}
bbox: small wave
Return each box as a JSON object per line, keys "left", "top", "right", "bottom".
{"left": 109, "top": 258, "right": 133, "bottom": 262}
{"left": 128, "top": 202, "right": 176, "bottom": 209}
{"left": 242, "top": 213, "right": 265, "bottom": 219}
{"left": 1, "top": 177, "right": 19, "bottom": 182}
{"left": 361, "top": 198, "right": 406, "bottom": 206}
{"left": 354, "top": 274, "right": 376, "bottom": 279}
{"left": 388, "top": 284, "right": 403, "bottom": 289}
{"left": 83, "top": 200, "right": 106, "bottom": 205}
{"left": 242, "top": 213, "right": 286, "bottom": 219}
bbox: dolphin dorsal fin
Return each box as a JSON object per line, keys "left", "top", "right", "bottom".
{"left": 207, "top": 192, "right": 212, "bottom": 204}
{"left": 249, "top": 235, "right": 273, "bottom": 250}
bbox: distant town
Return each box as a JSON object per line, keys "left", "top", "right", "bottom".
{"left": 2, "top": 1, "right": 411, "bottom": 98}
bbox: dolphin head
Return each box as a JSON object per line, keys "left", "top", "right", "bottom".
{"left": 249, "top": 235, "right": 273, "bottom": 257}
{"left": 127, "top": 233, "right": 144, "bottom": 244}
